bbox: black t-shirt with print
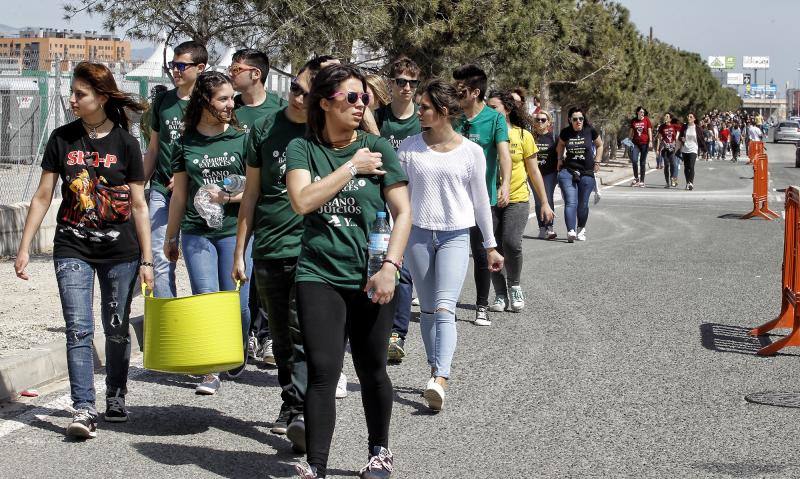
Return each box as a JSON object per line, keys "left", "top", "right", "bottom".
{"left": 559, "top": 126, "right": 599, "bottom": 177}
{"left": 535, "top": 132, "right": 558, "bottom": 175}
{"left": 40, "top": 120, "right": 145, "bottom": 262}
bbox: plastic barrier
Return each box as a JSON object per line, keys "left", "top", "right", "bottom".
{"left": 748, "top": 141, "right": 764, "bottom": 163}
{"left": 742, "top": 153, "right": 779, "bottom": 220}
{"left": 749, "top": 186, "right": 800, "bottom": 355}
{"left": 142, "top": 282, "right": 244, "bottom": 374}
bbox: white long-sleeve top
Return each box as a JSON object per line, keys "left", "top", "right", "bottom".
{"left": 397, "top": 133, "right": 497, "bottom": 249}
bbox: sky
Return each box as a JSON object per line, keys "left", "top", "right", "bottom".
{"left": 4, "top": 0, "right": 800, "bottom": 95}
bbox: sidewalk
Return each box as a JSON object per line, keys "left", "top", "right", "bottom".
{"left": 0, "top": 148, "right": 644, "bottom": 402}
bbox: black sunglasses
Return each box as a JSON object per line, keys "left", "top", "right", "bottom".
{"left": 329, "top": 91, "right": 370, "bottom": 106}
{"left": 535, "top": 118, "right": 548, "bottom": 123}
{"left": 571, "top": 116, "right": 585, "bottom": 122}
{"left": 289, "top": 81, "right": 309, "bottom": 98}
{"left": 393, "top": 78, "right": 420, "bottom": 89}
{"left": 168, "top": 61, "right": 199, "bottom": 72}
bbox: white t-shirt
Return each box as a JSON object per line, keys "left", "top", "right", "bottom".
{"left": 681, "top": 125, "right": 699, "bottom": 154}
{"left": 748, "top": 125, "right": 763, "bottom": 142}
{"left": 397, "top": 133, "right": 497, "bottom": 248}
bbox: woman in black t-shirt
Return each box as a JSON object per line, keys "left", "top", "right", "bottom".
{"left": 533, "top": 110, "right": 559, "bottom": 239}
{"left": 14, "top": 62, "right": 152, "bottom": 439}
{"left": 556, "top": 107, "right": 604, "bottom": 243}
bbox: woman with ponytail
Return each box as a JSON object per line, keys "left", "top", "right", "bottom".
{"left": 14, "top": 61, "right": 152, "bottom": 438}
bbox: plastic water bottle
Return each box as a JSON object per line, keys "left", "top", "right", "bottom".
{"left": 366, "top": 211, "right": 391, "bottom": 298}
{"left": 223, "top": 174, "right": 246, "bottom": 194}
{"left": 194, "top": 184, "right": 224, "bottom": 228}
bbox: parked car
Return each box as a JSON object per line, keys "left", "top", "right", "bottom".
{"left": 774, "top": 121, "right": 800, "bottom": 143}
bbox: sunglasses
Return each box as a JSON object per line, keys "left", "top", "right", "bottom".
{"left": 535, "top": 118, "right": 548, "bottom": 123}
{"left": 289, "top": 81, "right": 309, "bottom": 98}
{"left": 168, "top": 61, "right": 199, "bottom": 72}
{"left": 329, "top": 91, "right": 370, "bottom": 106}
{"left": 571, "top": 116, "right": 585, "bottom": 122}
{"left": 227, "top": 64, "right": 258, "bottom": 76}
{"left": 393, "top": 78, "right": 420, "bottom": 89}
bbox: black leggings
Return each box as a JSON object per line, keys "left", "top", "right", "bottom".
{"left": 469, "top": 208, "right": 500, "bottom": 306}
{"left": 683, "top": 152, "right": 697, "bottom": 184}
{"left": 296, "top": 281, "right": 395, "bottom": 476}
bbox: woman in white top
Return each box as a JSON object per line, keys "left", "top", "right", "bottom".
{"left": 676, "top": 112, "right": 707, "bottom": 191}
{"left": 398, "top": 79, "right": 503, "bottom": 412}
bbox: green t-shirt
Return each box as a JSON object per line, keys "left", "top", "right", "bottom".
{"left": 150, "top": 89, "right": 189, "bottom": 196}
{"left": 453, "top": 104, "right": 509, "bottom": 206}
{"left": 245, "top": 108, "right": 306, "bottom": 260}
{"left": 234, "top": 93, "right": 289, "bottom": 135}
{"left": 170, "top": 127, "right": 247, "bottom": 238}
{"left": 285, "top": 132, "right": 408, "bottom": 289}
{"left": 376, "top": 105, "right": 421, "bottom": 150}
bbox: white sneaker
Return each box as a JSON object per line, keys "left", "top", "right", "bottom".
{"left": 411, "top": 297, "right": 419, "bottom": 306}
{"left": 537, "top": 226, "right": 547, "bottom": 239}
{"left": 567, "top": 229, "right": 577, "bottom": 243}
{"left": 336, "top": 372, "right": 348, "bottom": 399}
{"left": 247, "top": 332, "right": 259, "bottom": 360}
{"left": 546, "top": 227, "right": 557, "bottom": 240}
{"left": 474, "top": 306, "right": 491, "bottom": 326}
{"left": 259, "top": 339, "right": 276, "bottom": 366}
{"left": 577, "top": 228, "right": 587, "bottom": 241}
{"left": 196, "top": 374, "right": 221, "bottom": 395}
{"left": 488, "top": 295, "right": 507, "bottom": 312}
{"left": 509, "top": 286, "right": 525, "bottom": 312}
{"left": 423, "top": 378, "right": 445, "bottom": 411}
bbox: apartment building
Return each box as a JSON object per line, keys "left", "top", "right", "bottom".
{"left": 0, "top": 28, "right": 131, "bottom": 71}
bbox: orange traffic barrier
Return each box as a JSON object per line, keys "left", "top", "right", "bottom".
{"left": 750, "top": 186, "right": 800, "bottom": 355}
{"left": 742, "top": 153, "right": 779, "bottom": 220}
{"left": 748, "top": 140, "right": 764, "bottom": 163}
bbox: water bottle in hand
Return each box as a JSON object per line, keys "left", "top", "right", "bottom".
{"left": 367, "top": 211, "right": 391, "bottom": 298}
{"left": 195, "top": 183, "right": 224, "bottom": 229}
{"left": 223, "top": 174, "right": 246, "bottom": 194}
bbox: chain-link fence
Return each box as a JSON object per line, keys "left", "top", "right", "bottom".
{"left": 0, "top": 53, "right": 291, "bottom": 206}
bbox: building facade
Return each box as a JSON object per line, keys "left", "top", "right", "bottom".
{"left": 0, "top": 28, "right": 131, "bottom": 71}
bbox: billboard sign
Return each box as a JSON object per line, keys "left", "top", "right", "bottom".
{"left": 743, "top": 56, "right": 770, "bottom": 69}
{"left": 725, "top": 56, "right": 736, "bottom": 69}
{"left": 727, "top": 73, "right": 744, "bottom": 85}
{"left": 708, "top": 56, "right": 725, "bottom": 69}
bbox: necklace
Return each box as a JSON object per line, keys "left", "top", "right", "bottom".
{"left": 82, "top": 117, "right": 107, "bottom": 139}
{"left": 425, "top": 131, "right": 459, "bottom": 151}
{"left": 329, "top": 131, "right": 358, "bottom": 149}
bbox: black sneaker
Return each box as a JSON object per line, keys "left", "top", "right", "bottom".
{"left": 104, "top": 392, "right": 128, "bottom": 423}
{"left": 360, "top": 446, "right": 394, "bottom": 479}
{"left": 387, "top": 333, "right": 405, "bottom": 362}
{"left": 226, "top": 352, "right": 248, "bottom": 379}
{"left": 286, "top": 414, "right": 306, "bottom": 453}
{"left": 271, "top": 403, "right": 292, "bottom": 435}
{"left": 66, "top": 409, "right": 97, "bottom": 439}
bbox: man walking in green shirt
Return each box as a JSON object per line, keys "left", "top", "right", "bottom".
{"left": 143, "top": 41, "right": 207, "bottom": 298}
{"left": 229, "top": 49, "right": 288, "bottom": 135}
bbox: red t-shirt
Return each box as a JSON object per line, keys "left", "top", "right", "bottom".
{"left": 658, "top": 123, "right": 679, "bottom": 149}
{"left": 631, "top": 117, "right": 652, "bottom": 145}
{"left": 719, "top": 128, "right": 730, "bottom": 142}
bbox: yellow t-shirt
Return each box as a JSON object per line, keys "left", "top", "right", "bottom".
{"left": 507, "top": 126, "right": 538, "bottom": 203}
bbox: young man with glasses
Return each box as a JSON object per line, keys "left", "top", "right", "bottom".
{"left": 452, "top": 64, "right": 512, "bottom": 327}
{"left": 375, "top": 57, "right": 422, "bottom": 362}
{"left": 143, "top": 40, "right": 207, "bottom": 298}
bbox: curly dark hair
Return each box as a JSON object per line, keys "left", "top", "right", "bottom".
{"left": 487, "top": 90, "right": 533, "bottom": 131}
{"left": 183, "top": 71, "right": 239, "bottom": 135}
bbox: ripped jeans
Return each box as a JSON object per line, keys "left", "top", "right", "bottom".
{"left": 404, "top": 226, "right": 470, "bottom": 379}
{"left": 54, "top": 257, "right": 139, "bottom": 414}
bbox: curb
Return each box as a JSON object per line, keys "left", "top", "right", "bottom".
{"left": 0, "top": 316, "right": 144, "bottom": 402}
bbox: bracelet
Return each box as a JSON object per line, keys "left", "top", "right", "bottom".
{"left": 139, "top": 261, "right": 154, "bottom": 268}
{"left": 382, "top": 259, "right": 402, "bottom": 272}
{"left": 346, "top": 160, "right": 358, "bottom": 177}
{"left": 167, "top": 237, "right": 178, "bottom": 244}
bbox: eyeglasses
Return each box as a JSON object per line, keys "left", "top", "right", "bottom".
{"left": 535, "top": 118, "right": 548, "bottom": 123}
{"left": 392, "top": 78, "right": 420, "bottom": 89}
{"left": 328, "top": 91, "right": 370, "bottom": 106}
{"left": 289, "top": 81, "right": 309, "bottom": 98}
{"left": 227, "top": 64, "right": 258, "bottom": 76}
{"left": 168, "top": 61, "right": 199, "bottom": 72}
{"left": 571, "top": 116, "right": 584, "bottom": 122}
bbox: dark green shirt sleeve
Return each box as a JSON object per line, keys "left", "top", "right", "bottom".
{"left": 285, "top": 137, "right": 310, "bottom": 172}
{"left": 170, "top": 138, "right": 186, "bottom": 173}
{"left": 245, "top": 118, "right": 264, "bottom": 168}
{"left": 370, "top": 136, "right": 408, "bottom": 187}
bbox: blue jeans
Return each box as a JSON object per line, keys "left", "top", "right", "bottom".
{"left": 631, "top": 143, "right": 648, "bottom": 182}
{"left": 55, "top": 257, "right": 139, "bottom": 414}
{"left": 706, "top": 140, "right": 716, "bottom": 159}
{"left": 558, "top": 169, "right": 596, "bottom": 232}
{"left": 404, "top": 226, "right": 470, "bottom": 379}
{"left": 391, "top": 265, "right": 413, "bottom": 339}
{"left": 534, "top": 172, "right": 557, "bottom": 228}
{"left": 662, "top": 149, "right": 680, "bottom": 182}
{"left": 148, "top": 190, "right": 176, "bottom": 298}
{"left": 181, "top": 233, "right": 253, "bottom": 347}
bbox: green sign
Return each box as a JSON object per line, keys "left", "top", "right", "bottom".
{"left": 725, "top": 56, "right": 736, "bottom": 69}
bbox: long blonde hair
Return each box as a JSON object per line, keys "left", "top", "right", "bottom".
{"left": 365, "top": 74, "right": 391, "bottom": 109}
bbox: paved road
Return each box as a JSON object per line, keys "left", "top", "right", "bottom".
{"left": 3, "top": 143, "right": 800, "bottom": 478}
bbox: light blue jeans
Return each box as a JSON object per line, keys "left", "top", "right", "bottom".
{"left": 558, "top": 169, "right": 596, "bottom": 231}
{"left": 404, "top": 226, "right": 470, "bottom": 379}
{"left": 148, "top": 190, "right": 177, "bottom": 298}
{"left": 181, "top": 233, "right": 253, "bottom": 346}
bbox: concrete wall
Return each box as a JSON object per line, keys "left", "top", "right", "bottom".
{"left": 0, "top": 199, "right": 59, "bottom": 256}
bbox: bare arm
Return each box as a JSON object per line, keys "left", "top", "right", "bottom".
{"left": 164, "top": 171, "right": 188, "bottom": 261}
{"left": 143, "top": 132, "right": 159, "bottom": 181}
{"left": 497, "top": 141, "right": 512, "bottom": 207}
{"left": 14, "top": 171, "right": 58, "bottom": 280}
{"left": 365, "top": 182, "right": 412, "bottom": 305}
{"left": 524, "top": 155, "right": 554, "bottom": 223}
{"left": 556, "top": 139, "right": 566, "bottom": 170}
{"left": 130, "top": 181, "right": 154, "bottom": 291}
{"left": 232, "top": 165, "right": 261, "bottom": 281}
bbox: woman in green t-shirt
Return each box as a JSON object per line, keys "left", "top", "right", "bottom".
{"left": 164, "top": 72, "right": 252, "bottom": 395}
{"left": 286, "top": 64, "right": 411, "bottom": 479}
